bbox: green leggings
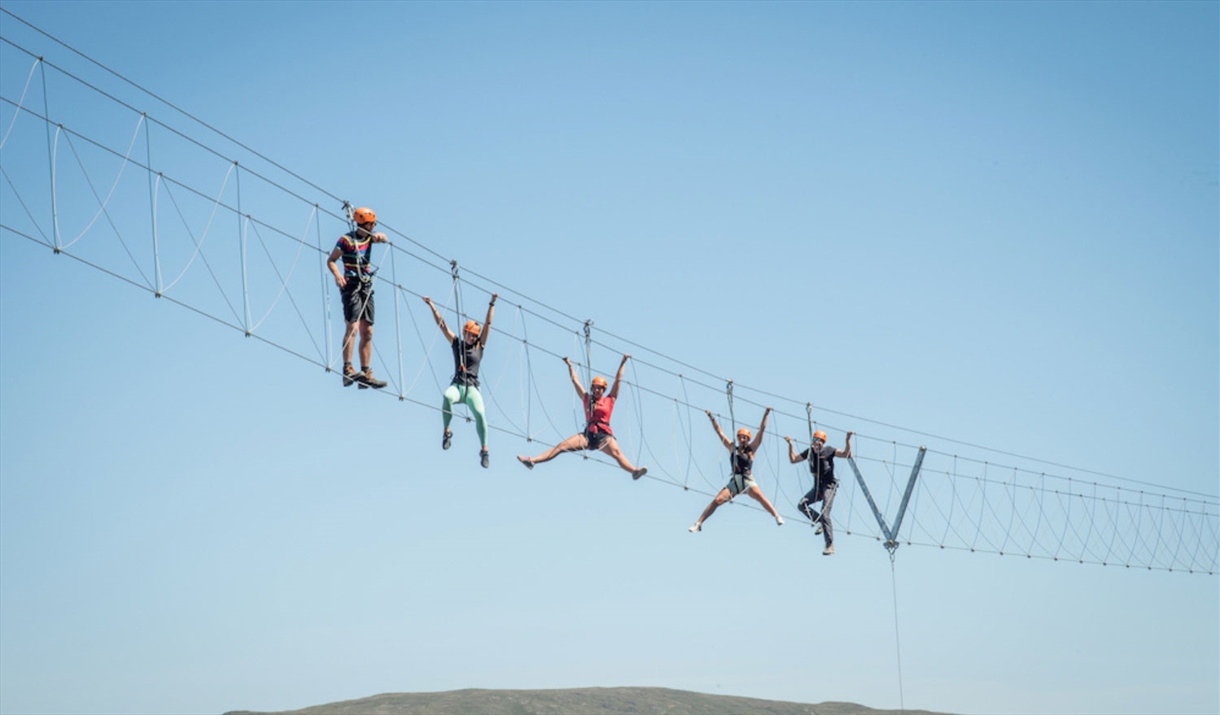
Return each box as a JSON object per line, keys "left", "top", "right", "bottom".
{"left": 443, "top": 383, "right": 488, "bottom": 448}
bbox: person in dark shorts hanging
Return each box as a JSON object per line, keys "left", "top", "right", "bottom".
{"left": 688, "top": 407, "right": 784, "bottom": 532}
{"left": 326, "top": 206, "right": 389, "bottom": 389}
{"left": 424, "top": 293, "right": 497, "bottom": 468}
{"left": 785, "top": 429, "right": 853, "bottom": 555}
{"left": 517, "top": 353, "right": 647, "bottom": 480}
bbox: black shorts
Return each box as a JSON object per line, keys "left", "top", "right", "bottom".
{"left": 341, "top": 278, "right": 375, "bottom": 325}
{"left": 585, "top": 430, "right": 612, "bottom": 451}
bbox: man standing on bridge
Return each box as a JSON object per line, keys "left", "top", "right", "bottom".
{"left": 327, "top": 206, "right": 389, "bottom": 390}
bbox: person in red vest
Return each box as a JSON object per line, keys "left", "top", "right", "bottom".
{"left": 517, "top": 353, "right": 647, "bottom": 480}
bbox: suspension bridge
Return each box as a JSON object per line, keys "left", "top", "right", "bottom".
{"left": 2, "top": 10, "right": 1216, "bottom": 577}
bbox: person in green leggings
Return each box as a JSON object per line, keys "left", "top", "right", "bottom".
{"left": 423, "top": 294, "right": 497, "bottom": 468}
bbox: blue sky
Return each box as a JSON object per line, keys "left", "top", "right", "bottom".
{"left": 1, "top": 2, "right": 1217, "bottom": 714}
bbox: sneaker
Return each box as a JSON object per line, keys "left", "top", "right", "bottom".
{"left": 776, "top": 516, "right": 784, "bottom": 526}
{"left": 359, "top": 369, "right": 387, "bottom": 390}
{"left": 442, "top": 430, "right": 452, "bottom": 450}
{"left": 480, "top": 449, "right": 489, "bottom": 469}
{"left": 823, "top": 544, "right": 835, "bottom": 556}
{"left": 631, "top": 467, "right": 647, "bottom": 481}
{"left": 342, "top": 366, "right": 358, "bottom": 387}
{"left": 517, "top": 456, "right": 534, "bottom": 470}
{"left": 814, "top": 523, "right": 824, "bottom": 535}
{"left": 688, "top": 523, "right": 702, "bottom": 533}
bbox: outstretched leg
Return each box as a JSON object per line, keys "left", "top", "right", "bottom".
{"left": 691, "top": 488, "right": 732, "bottom": 531}
{"left": 599, "top": 436, "right": 646, "bottom": 479}
{"left": 747, "top": 485, "right": 783, "bottom": 524}
{"left": 518, "top": 433, "right": 587, "bottom": 467}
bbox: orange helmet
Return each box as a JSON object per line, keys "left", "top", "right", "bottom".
{"left": 463, "top": 320, "right": 480, "bottom": 336}
{"left": 591, "top": 376, "right": 608, "bottom": 389}
{"left": 737, "top": 427, "right": 752, "bottom": 440}
{"left": 352, "top": 207, "right": 377, "bottom": 224}
{"left": 813, "top": 430, "right": 828, "bottom": 442}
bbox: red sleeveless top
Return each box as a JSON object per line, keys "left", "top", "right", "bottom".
{"left": 584, "top": 395, "right": 616, "bottom": 435}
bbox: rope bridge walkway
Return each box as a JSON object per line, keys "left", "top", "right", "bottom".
{"left": 2, "top": 13, "right": 1215, "bottom": 576}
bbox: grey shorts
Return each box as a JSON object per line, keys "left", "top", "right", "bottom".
{"left": 725, "top": 473, "right": 757, "bottom": 498}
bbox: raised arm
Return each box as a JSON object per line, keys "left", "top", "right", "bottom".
{"left": 835, "top": 431, "right": 854, "bottom": 459}
{"left": 423, "top": 297, "right": 456, "bottom": 343}
{"left": 608, "top": 353, "right": 630, "bottom": 400}
{"left": 478, "top": 293, "right": 498, "bottom": 347}
{"left": 783, "top": 435, "right": 804, "bottom": 464}
{"left": 749, "top": 407, "right": 772, "bottom": 453}
{"left": 706, "top": 410, "right": 732, "bottom": 450}
{"left": 564, "top": 357, "right": 587, "bottom": 401}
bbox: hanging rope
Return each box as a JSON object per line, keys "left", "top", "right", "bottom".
{"left": 315, "top": 203, "right": 332, "bottom": 371}
{"left": 805, "top": 403, "right": 817, "bottom": 494}
{"left": 725, "top": 379, "right": 738, "bottom": 485}
{"left": 726, "top": 380, "right": 736, "bottom": 436}
{"left": 890, "top": 551, "right": 907, "bottom": 714}
{"left": 450, "top": 260, "right": 467, "bottom": 382}
{"left": 390, "top": 241, "right": 405, "bottom": 394}
{"left": 0, "top": 55, "right": 39, "bottom": 150}
{"left": 58, "top": 114, "right": 145, "bottom": 250}
{"left": 160, "top": 159, "right": 235, "bottom": 292}
{"left": 583, "top": 319, "right": 593, "bottom": 387}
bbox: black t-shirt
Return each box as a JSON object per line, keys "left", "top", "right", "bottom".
{"left": 451, "top": 338, "right": 484, "bottom": 387}
{"left": 799, "top": 444, "right": 838, "bottom": 484}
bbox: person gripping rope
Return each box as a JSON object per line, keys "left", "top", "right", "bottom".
{"left": 424, "top": 294, "right": 497, "bottom": 468}
{"left": 327, "top": 206, "right": 389, "bottom": 390}
{"left": 517, "top": 353, "right": 647, "bottom": 480}
{"left": 689, "top": 407, "right": 784, "bottom": 532}
{"left": 785, "top": 429, "right": 853, "bottom": 555}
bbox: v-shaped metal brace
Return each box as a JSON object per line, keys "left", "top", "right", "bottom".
{"left": 845, "top": 447, "right": 927, "bottom": 554}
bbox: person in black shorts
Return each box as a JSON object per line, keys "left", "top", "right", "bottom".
{"left": 516, "top": 354, "right": 647, "bottom": 480}
{"left": 326, "top": 206, "right": 389, "bottom": 389}
{"left": 785, "top": 429, "right": 853, "bottom": 555}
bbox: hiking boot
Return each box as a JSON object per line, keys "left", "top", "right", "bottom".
{"left": 823, "top": 544, "right": 835, "bottom": 556}
{"left": 517, "top": 456, "right": 534, "bottom": 470}
{"left": 688, "top": 522, "right": 702, "bottom": 533}
{"left": 631, "top": 467, "right": 647, "bottom": 481}
{"left": 442, "top": 429, "right": 453, "bottom": 450}
{"left": 342, "top": 366, "right": 358, "bottom": 387}
{"left": 480, "top": 449, "right": 490, "bottom": 469}
{"left": 358, "top": 369, "right": 387, "bottom": 390}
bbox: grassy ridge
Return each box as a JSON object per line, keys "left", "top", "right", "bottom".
{"left": 226, "top": 686, "right": 954, "bottom": 715}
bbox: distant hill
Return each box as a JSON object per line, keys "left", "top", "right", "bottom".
{"left": 225, "top": 686, "right": 955, "bottom": 715}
